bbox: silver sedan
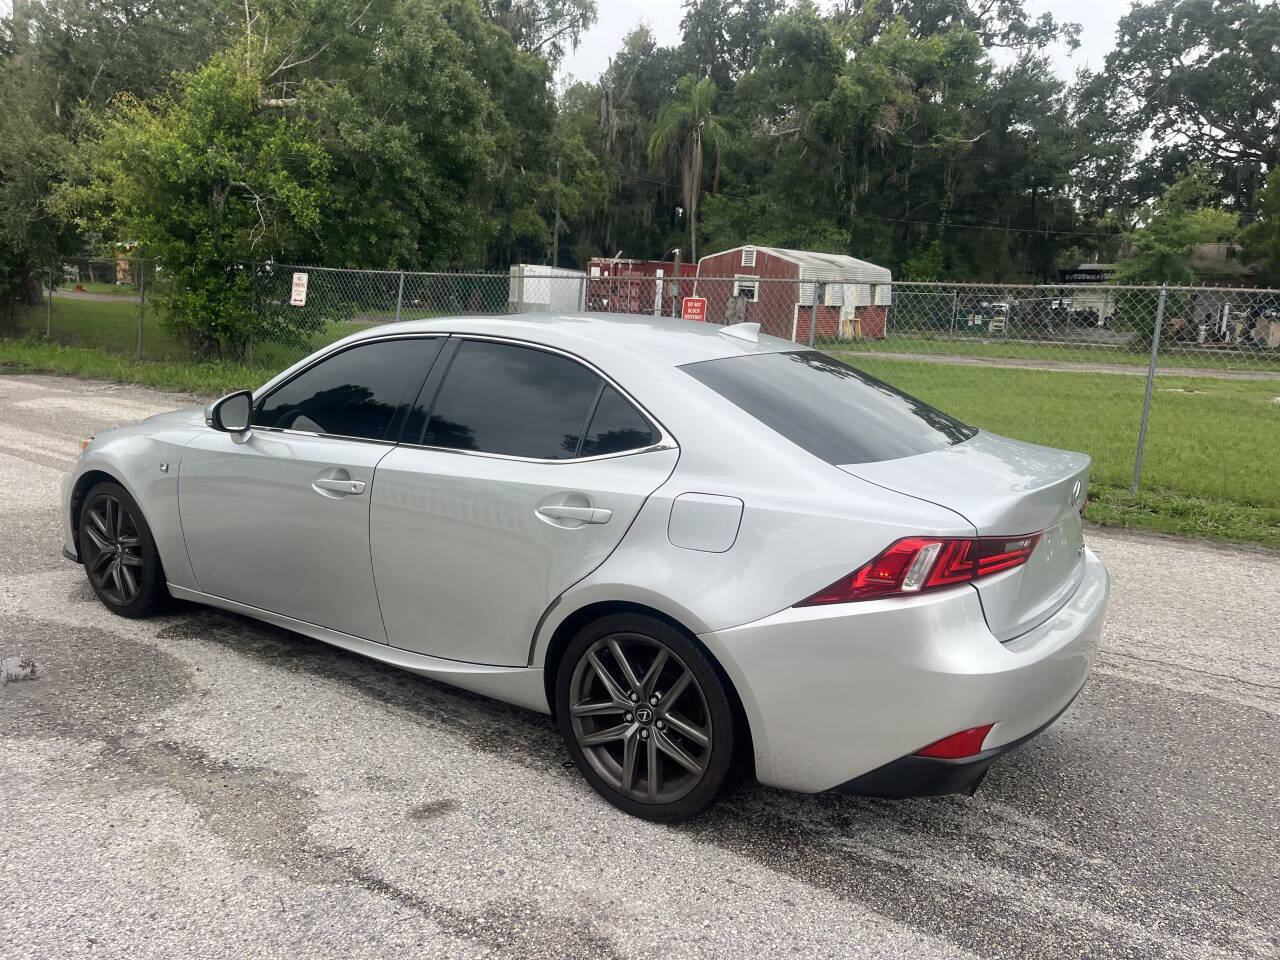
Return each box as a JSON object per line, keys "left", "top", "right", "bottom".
{"left": 62, "top": 314, "right": 1108, "bottom": 820}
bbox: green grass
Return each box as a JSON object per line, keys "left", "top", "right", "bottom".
{"left": 834, "top": 335, "right": 1280, "bottom": 374}
{"left": 0, "top": 338, "right": 276, "bottom": 395}
{"left": 5, "top": 298, "right": 378, "bottom": 368}
{"left": 3, "top": 315, "right": 1277, "bottom": 547}
{"left": 843, "top": 354, "right": 1280, "bottom": 547}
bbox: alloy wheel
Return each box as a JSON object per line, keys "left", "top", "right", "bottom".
{"left": 82, "top": 493, "right": 146, "bottom": 607}
{"left": 567, "top": 632, "right": 714, "bottom": 804}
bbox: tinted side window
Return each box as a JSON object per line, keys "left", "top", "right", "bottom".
{"left": 581, "top": 386, "right": 655, "bottom": 456}
{"left": 681, "top": 350, "right": 976, "bottom": 465}
{"left": 255, "top": 338, "right": 443, "bottom": 441}
{"left": 421, "top": 340, "right": 602, "bottom": 459}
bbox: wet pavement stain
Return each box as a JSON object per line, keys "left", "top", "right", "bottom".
{"left": 155, "top": 609, "right": 570, "bottom": 774}
{"left": 409, "top": 798, "right": 461, "bottom": 821}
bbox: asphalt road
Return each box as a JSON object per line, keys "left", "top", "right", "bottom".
{"left": 1, "top": 371, "right": 1277, "bottom": 960}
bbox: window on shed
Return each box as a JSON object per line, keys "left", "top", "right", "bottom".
{"left": 733, "top": 278, "right": 759, "bottom": 302}
{"left": 741, "top": 247, "right": 756, "bottom": 267}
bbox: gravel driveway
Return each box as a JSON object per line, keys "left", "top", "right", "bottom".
{"left": 1, "top": 371, "right": 1277, "bottom": 960}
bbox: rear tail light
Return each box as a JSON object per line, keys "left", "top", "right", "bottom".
{"left": 796, "top": 533, "right": 1042, "bottom": 606}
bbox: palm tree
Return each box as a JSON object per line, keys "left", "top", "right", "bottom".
{"left": 647, "top": 74, "right": 726, "bottom": 263}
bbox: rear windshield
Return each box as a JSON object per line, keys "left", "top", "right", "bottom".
{"left": 681, "top": 350, "right": 976, "bottom": 465}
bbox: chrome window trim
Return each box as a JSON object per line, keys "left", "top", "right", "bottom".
{"left": 398, "top": 332, "right": 679, "bottom": 465}
{"left": 396, "top": 437, "right": 676, "bottom": 466}
{"left": 250, "top": 425, "right": 399, "bottom": 447}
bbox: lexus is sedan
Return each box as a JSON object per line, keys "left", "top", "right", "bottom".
{"left": 62, "top": 313, "right": 1108, "bottom": 821}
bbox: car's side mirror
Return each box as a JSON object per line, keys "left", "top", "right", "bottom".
{"left": 208, "top": 390, "right": 253, "bottom": 433}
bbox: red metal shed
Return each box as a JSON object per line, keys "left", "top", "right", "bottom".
{"left": 694, "top": 245, "right": 893, "bottom": 342}
{"left": 586, "top": 258, "right": 698, "bottom": 317}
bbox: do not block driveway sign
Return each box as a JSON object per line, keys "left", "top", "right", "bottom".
{"left": 681, "top": 297, "right": 707, "bottom": 322}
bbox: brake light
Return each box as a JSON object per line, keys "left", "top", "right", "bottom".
{"left": 796, "top": 533, "right": 1042, "bottom": 606}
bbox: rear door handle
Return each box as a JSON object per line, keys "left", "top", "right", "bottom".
{"left": 313, "top": 478, "right": 366, "bottom": 496}
{"left": 536, "top": 505, "right": 611, "bottom": 524}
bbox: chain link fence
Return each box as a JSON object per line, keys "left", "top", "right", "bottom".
{"left": 8, "top": 260, "right": 1279, "bottom": 520}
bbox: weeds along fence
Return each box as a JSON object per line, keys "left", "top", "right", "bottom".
{"left": 9, "top": 260, "right": 1280, "bottom": 515}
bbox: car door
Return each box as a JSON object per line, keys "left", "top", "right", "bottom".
{"left": 370, "top": 337, "right": 679, "bottom": 666}
{"left": 179, "top": 336, "right": 445, "bottom": 640}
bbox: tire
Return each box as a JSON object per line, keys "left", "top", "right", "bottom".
{"left": 556, "top": 613, "right": 736, "bottom": 822}
{"left": 78, "top": 480, "right": 167, "bottom": 619}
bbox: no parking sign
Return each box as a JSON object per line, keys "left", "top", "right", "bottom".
{"left": 290, "top": 272, "right": 309, "bottom": 306}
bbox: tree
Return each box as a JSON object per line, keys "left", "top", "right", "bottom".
{"left": 545, "top": 118, "right": 603, "bottom": 266}
{"left": 1239, "top": 168, "right": 1280, "bottom": 287}
{"left": 61, "top": 0, "right": 522, "bottom": 354}
{"left": 1095, "top": 0, "right": 1280, "bottom": 214}
{"left": 0, "top": 0, "right": 234, "bottom": 311}
{"left": 647, "top": 74, "right": 726, "bottom": 262}
{"left": 0, "top": 83, "right": 74, "bottom": 315}
{"left": 678, "top": 0, "right": 786, "bottom": 90}
{"left": 480, "top": 0, "right": 596, "bottom": 68}
{"left": 62, "top": 55, "right": 333, "bottom": 357}
{"left": 1113, "top": 167, "right": 1239, "bottom": 285}
{"left": 834, "top": 0, "right": 1080, "bottom": 54}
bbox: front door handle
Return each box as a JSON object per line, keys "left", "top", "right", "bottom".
{"left": 313, "top": 478, "right": 366, "bottom": 496}
{"left": 536, "top": 504, "right": 611, "bottom": 524}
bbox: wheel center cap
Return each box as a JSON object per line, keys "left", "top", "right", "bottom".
{"left": 634, "top": 706, "right": 654, "bottom": 724}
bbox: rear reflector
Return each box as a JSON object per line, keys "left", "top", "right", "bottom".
{"left": 915, "top": 723, "right": 994, "bottom": 759}
{"left": 796, "top": 533, "right": 1042, "bottom": 606}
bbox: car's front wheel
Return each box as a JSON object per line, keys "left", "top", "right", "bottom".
{"left": 78, "top": 480, "right": 167, "bottom": 618}
{"left": 556, "top": 613, "right": 736, "bottom": 821}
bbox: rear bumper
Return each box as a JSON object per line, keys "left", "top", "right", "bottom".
{"left": 699, "top": 548, "right": 1109, "bottom": 794}
{"left": 835, "top": 687, "right": 1082, "bottom": 797}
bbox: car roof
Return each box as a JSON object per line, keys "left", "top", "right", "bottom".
{"left": 341, "top": 312, "right": 795, "bottom": 368}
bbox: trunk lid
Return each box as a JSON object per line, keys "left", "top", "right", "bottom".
{"left": 839, "top": 431, "right": 1090, "bottom": 641}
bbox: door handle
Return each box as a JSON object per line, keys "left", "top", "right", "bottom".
{"left": 313, "top": 478, "right": 367, "bottom": 496}
{"left": 536, "top": 504, "right": 611, "bottom": 524}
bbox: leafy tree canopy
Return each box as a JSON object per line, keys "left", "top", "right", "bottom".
{"left": 1113, "top": 166, "right": 1239, "bottom": 285}
{"left": 0, "top": 0, "right": 1272, "bottom": 332}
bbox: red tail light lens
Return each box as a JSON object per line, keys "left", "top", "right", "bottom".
{"left": 796, "top": 533, "right": 1042, "bottom": 606}
{"left": 915, "top": 723, "right": 994, "bottom": 759}
{"left": 975, "top": 534, "right": 1041, "bottom": 576}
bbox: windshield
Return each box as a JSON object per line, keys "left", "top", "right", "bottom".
{"left": 680, "top": 350, "right": 977, "bottom": 465}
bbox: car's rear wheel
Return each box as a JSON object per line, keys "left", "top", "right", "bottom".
{"left": 78, "top": 481, "right": 166, "bottom": 618}
{"left": 556, "top": 613, "right": 735, "bottom": 821}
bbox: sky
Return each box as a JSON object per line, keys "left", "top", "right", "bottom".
{"left": 557, "top": 0, "right": 1127, "bottom": 86}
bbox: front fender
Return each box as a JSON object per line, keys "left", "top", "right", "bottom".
{"left": 62, "top": 424, "right": 201, "bottom": 589}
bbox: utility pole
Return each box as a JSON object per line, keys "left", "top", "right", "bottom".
{"left": 551, "top": 156, "right": 562, "bottom": 268}
{"left": 670, "top": 247, "right": 682, "bottom": 316}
